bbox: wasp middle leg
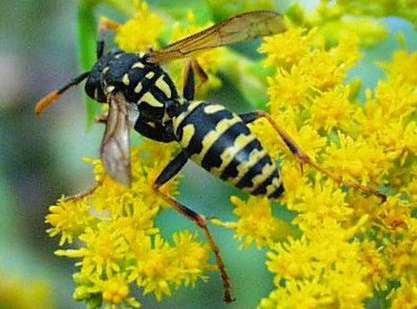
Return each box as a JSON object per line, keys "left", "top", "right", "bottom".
{"left": 240, "top": 111, "right": 386, "bottom": 201}
{"left": 183, "top": 58, "right": 209, "bottom": 100}
{"left": 152, "top": 151, "right": 235, "bottom": 303}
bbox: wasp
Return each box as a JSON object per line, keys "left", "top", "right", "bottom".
{"left": 36, "top": 10, "right": 385, "bottom": 303}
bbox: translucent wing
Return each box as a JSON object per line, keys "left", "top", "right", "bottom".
{"left": 148, "top": 10, "right": 286, "bottom": 63}
{"left": 100, "top": 93, "right": 134, "bottom": 187}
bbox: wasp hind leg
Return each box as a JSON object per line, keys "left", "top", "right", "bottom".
{"left": 240, "top": 111, "right": 386, "bottom": 201}
{"left": 152, "top": 151, "right": 235, "bottom": 303}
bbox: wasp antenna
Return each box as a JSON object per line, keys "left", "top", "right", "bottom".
{"left": 35, "top": 72, "right": 90, "bottom": 116}
{"left": 35, "top": 90, "right": 60, "bottom": 115}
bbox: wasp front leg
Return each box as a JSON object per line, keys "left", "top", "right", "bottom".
{"left": 240, "top": 111, "right": 386, "bottom": 201}
{"left": 97, "top": 17, "right": 120, "bottom": 59}
{"left": 152, "top": 151, "right": 234, "bottom": 303}
{"left": 63, "top": 179, "right": 104, "bottom": 203}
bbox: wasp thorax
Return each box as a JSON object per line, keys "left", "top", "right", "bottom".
{"left": 85, "top": 51, "right": 148, "bottom": 103}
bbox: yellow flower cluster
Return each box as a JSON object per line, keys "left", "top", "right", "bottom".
{"left": 46, "top": 142, "right": 213, "bottom": 307}
{"left": 216, "top": 24, "right": 417, "bottom": 307}
{"left": 115, "top": 0, "right": 165, "bottom": 53}
{"left": 46, "top": 0, "right": 417, "bottom": 307}
{"left": 286, "top": 1, "right": 389, "bottom": 47}
{"left": 115, "top": 2, "right": 225, "bottom": 98}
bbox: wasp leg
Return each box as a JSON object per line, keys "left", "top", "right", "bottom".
{"left": 152, "top": 152, "right": 235, "bottom": 303}
{"left": 240, "top": 111, "right": 386, "bottom": 201}
{"left": 134, "top": 117, "right": 176, "bottom": 143}
{"left": 183, "top": 60, "right": 195, "bottom": 100}
{"left": 97, "top": 17, "right": 120, "bottom": 59}
{"left": 183, "top": 58, "right": 209, "bottom": 100}
{"left": 191, "top": 58, "right": 208, "bottom": 88}
{"left": 63, "top": 178, "right": 103, "bottom": 203}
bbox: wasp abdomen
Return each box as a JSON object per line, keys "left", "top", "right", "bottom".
{"left": 173, "top": 101, "right": 284, "bottom": 199}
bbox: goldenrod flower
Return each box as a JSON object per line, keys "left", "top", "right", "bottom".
{"left": 46, "top": 197, "right": 96, "bottom": 245}
{"left": 227, "top": 196, "right": 292, "bottom": 248}
{"left": 128, "top": 232, "right": 210, "bottom": 301}
{"left": 47, "top": 1, "right": 417, "bottom": 307}
{"left": 115, "top": 0, "right": 165, "bottom": 52}
{"left": 48, "top": 144, "right": 212, "bottom": 306}
{"left": 390, "top": 280, "right": 417, "bottom": 309}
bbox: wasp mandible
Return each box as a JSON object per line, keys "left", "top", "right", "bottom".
{"left": 35, "top": 10, "right": 385, "bottom": 303}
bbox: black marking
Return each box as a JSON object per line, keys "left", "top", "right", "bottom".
{"left": 150, "top": 84, "right": 170, "bottom": 102}
{"left": 268, "top": 182, "right": 285, "bottom": 199}
{"left": 235, "top": 155, "right": 272, "bottom": 189}
{"left": 163, "top": 75, "right": 179, "bottom": 99}
{"left": 220, "top": 139, "right": 263, "bottom": 181}
{"left": 201, "top": 122, "right": 249, "bottom": 171}
{"left": 124, "top": 68, "right": 161, "bottom": 102}
{"left": 252, "top": 170, "right": 279, "bottom": 196}
{"left": 138, "top": 99, "right": 165, "bottom": 119}
{"left": 176, "top": 103, "right": 235, "bottom": 156}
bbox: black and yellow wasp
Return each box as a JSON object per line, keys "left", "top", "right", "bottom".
{"left": 36, "top": 10, "right": 384, "bottom": 303}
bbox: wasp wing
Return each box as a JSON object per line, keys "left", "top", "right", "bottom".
{"left": 100, "top": 93, "right": 134, "bottom": 187}
{"left": 147, "top": 10, "right": 286, "bottom": 64}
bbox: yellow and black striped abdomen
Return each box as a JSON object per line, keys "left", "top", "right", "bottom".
{"left": 173, "top": 101, "right": 284, "bottom": 199}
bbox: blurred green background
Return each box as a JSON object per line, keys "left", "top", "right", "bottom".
{"left": 0, "top": 1, "right": 416, "bottom": 308}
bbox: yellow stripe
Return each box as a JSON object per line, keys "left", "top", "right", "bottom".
{"left": 122, "top": 73, "right": 130, "bottom": 86}
{"left": 192, "top": 116, "right": 241, "bottom": 164}
{"left": 228, "top": 148, "right": 266, "bottom": 185}
{"left": 134, "top": 82, "right": 143, "bottom": 93}
{"left": 180, "top": 124, "right": 195, "bottom": 148}
{"left": 173, "top": 101, "right": 204, "bottom": 131}
{"left": 132, "top": 62, "right": 144, "bottom": 69}
{"left": 204, "top": 104, "right": 225, "bottom": 114}
{"left": 145, "top": 71, "right": 155, "bottom": 79}
{"left": 155, "top": 76, "right": 171, "bottom": 98}
{"left": 265, "top": 176, "right": 283, "bottom": 196}
{"left": 211, "top": 133, "right": 256, "bottom": 176}
{"left": 248, "top": 162, "right": 276, "bottom": 192}
{"left": 105, "top": 85, "right": 115, "bottom": 93}
{"left": 141, "top": 91, "right": 164, "bottom": 107}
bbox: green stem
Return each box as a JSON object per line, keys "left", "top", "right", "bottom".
{"left": 77, "top": 0, "right": 134, "bottom": 127}
{"left": 78, "top": 0, "right": 101, "bottom": 127}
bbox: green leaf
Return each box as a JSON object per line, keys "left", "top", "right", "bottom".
{"left": 78, "top": 1, "right": 101, "bottom": 127}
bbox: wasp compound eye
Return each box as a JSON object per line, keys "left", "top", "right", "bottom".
{"left": 85, "top": 73, "right": 106, "bottom": 102}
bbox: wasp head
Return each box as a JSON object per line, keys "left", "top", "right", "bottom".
{"left": 85, "top": 57, "right": 109, "bottom": 103}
